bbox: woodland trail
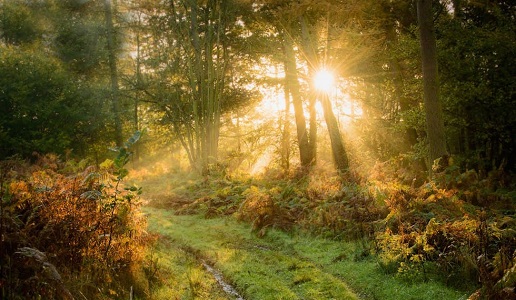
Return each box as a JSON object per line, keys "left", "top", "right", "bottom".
{"left": 142, "top": 207, "right": 469, "bottom": 300}
{"left": 144, "top": 207, "right": 360, "bottom": 300}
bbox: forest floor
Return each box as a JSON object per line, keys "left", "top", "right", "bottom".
{"left": 142, "top": 207, "right": 469, "bottom": 300}
{"left": 128, "top": 165, "right": 472, "bottom": 300}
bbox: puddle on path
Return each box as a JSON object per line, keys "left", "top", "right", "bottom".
{"left": 201, "top": 260, "right": 244, "bottom": 300}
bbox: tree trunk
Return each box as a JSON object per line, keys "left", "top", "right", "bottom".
{"left": 300, "top": 16, "right": 317, "bottom": 165}
{"left": 187, "top": 0, "right": 225, "bottom": 174}
{"left": 133, "top": 12, "right": 143, "bottom": 163}
{"left": 189, "top": 0, "right": 205, "bottom": 172}
{"left": 452, "top": 0, "right": 462, "bottom": 18}
{"left": 282, "top": 31, "right": 313, "bottom": 169}
{"left": 417, "top": 0, "right": 447, "bottom": 169}
{"left": 104, "top": 0, "right": 123, "bottom": 147}
{"left": 320, "top": 93, "right": 349, "bottom": 173}
{"left": 281, "top": 77, "right": 291, "bottom": 172}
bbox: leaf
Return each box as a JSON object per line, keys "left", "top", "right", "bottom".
{"left": 116, "top": 168, "right": 129, "bottom": 180}
{"left": 124, "top": 185, "right": 139, "bottom": 192}
{"left": 99, "top": 159, "right": 114, "bottom": 170}
{"left": 80, "top": 190, "right": 102, "bottom": 200}
{"left": 124, "top": 130, "right": 143, "bottom": 148}
{"left": 82, "top": 172, "right": 100, "bottom": 185}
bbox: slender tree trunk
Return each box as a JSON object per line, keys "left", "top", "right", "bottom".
{"left": 208, "top": 0, "right": 226, "bottom": 166}
{"left": 300, "top": 16, "right": 317, "bottom": 164}
{"left": 186, "top": 0, "right": 225, "bottom": 174}
{"left": 417, "top": 0, "right": 447, "bottom": 169}
{"left": 188, "top": 0, "right": 206, "bottom": 172}
{"left": 133, "top": 13, "right": 143, "bottom": 163}
{"left": 308, "top": 92, "right": 317, "bottom": 163}
{"left": 282, "top": 31, "right": 313, "bottom": 169}
{"left": 204, "top": 2, "right": 215, "bottom": 170}
{"left": 104, "top": 0, "right": 123, "bottom": 147}
{"left": 320, "top": 93, "right": 349, "bottom": 173}
{"left": 281, "top": 75, "right": 291, "bottom": 172}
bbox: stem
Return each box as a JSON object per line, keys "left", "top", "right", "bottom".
{"left": 104, "top": 178, "right": 120, "bottom": 260}
{"left": 0, "top": 163, "right": 5, "bottom": 290}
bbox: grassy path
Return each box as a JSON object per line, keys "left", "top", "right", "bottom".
{"left": 143, "top": 207, "right": 469, "bottom": 300}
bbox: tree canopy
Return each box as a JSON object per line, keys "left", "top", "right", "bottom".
{"left": 0, "top": 0, "right": 514, "bottom": 173}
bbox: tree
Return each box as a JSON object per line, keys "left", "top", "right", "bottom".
{"left": 294, "top": 0, "right": 378, "bottom": 173}
{"left": 297, "top": 2, "right": 351, "bottom": 173}
{"left": 299, "top": 14, "right": 319, "bottom": 166}
{"left": 104, "top": 0, "right": 123, "bottom": 147}
{"left": 256, "top": 0, "right": 320, "bottom": 172}
{"left": 53, "top": 0, "right": 142, "bottom": 156}
{"left": 0, "top": 0, "right": 40, "bottom": 45}
{"left": 0, "top": 0, "right": 128, "bottom": 159}
{"left": 282, "top": 29, "right": 314, "bottom": 169}
{"left": 438, "top": 0, "right": 516, "bottom": 172}
{"left": 0, "top": 47, "right": 101, "bottom": 158}
{"left": 133, "top": 0, "right": 257, "bottom": 173}
{"left": 54, "top": 1, "right": 107, "bottom": 75}
{"left": 320, "top": 92, "right": 349, "bottom": 172}
{"left": 417, "top": 0, "right": 447, "bottom": 169}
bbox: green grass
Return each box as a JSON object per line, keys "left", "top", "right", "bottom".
{"left": 145, "top": 207, "right": 358, "bottom": 300}
{"left": 144, "top": 207, "right": 470, "bottom": 300}
{"left": 138, "top": 232, "right": 229, "bottom": 300}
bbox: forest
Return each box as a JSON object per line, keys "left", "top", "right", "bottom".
{"left": 0, "top": 0, "right": 515, "bottom": 299}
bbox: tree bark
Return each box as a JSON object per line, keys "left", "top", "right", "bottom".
{"left": 281, "top": 77, "right": 291, "bottom": 172}
{"left": 320, "top": 93, "right": 349, "bottom": 173}
{"left": 282, "top": 31, "right": 313, "bottom": 169}
{"left": 417, "top": 0, "right": 447, "bottom": 169}
{"left": 300, "top": 16, "right": 318, "bottom": 165}
{"left": 133, "top": 11, "right": 143, "bottom": 163}
{"left": 104, "top": 0, "right": 123, "bottom": 147}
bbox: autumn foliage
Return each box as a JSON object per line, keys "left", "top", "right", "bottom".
{"left": 151, "top": 157, "right": 515, "bottom": 298}
{"left": 0, "top": 154, "right": 148, "bottom": 299}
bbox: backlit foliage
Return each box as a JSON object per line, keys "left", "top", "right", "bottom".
{"left": 371, "top": 163, "right": 516, "bottom": 298}
{"left": 0, "top": 151, "right": 148, "bottom": 299}
{"left": 148, "top": 155, "right": 515, "bottom": 298}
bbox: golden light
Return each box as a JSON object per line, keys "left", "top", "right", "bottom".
{"left": 314, "top": 69, "right": 335, "bottom": 92}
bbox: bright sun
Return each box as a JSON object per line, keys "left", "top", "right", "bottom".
{"left": 314, "top": 69, "right": 335, "bottom": 92}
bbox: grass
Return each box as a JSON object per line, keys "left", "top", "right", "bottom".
{"left": 143, "top": 207, "right": 470, "bottom": 300}
{"left": 145, "top": 207, "right": 358, "bottom": 300}
{"left": 127, "top": 160, "right": 474, "bottom": 300}
{"left": 137, "top": 231, "right": 229, "bottom": 300}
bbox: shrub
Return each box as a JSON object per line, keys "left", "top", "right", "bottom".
{"left": 375, "top": 169, "right": 516, "bottom": 297}
{"left": 0, "top": 133, "right": 149, "bottom": 299}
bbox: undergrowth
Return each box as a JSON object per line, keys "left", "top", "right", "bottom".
{"left": 0, "top": 133, "right": 151, "bottom": 299}
{"left": 137, "top": 153, "right": 515, "bottom": 299}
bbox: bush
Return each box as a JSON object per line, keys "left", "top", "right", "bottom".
{"left": 375, "top": 168, "right": 516, "bottom": 297}
{"left": 0, "top": 135, "right": 149, "bottom": 299}
{"left": 236, "top": 185, "right": 293, "bottom": 235}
